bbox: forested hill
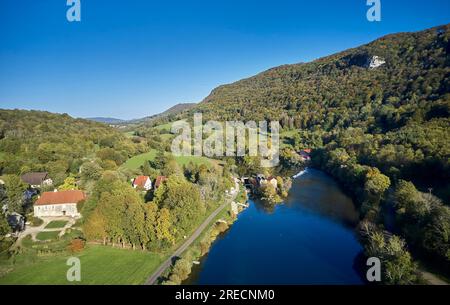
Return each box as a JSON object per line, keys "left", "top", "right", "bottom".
{"left": 123, "top": 103, "right": 197, "bottom": 126}
{"left": 186, "top": 24, "right": 450, "bottom": 199}
{"left": 0, "top": 110, "right": 144, "bottom": 185}
{"left": 182, "top": 23, "right": 450, "bottom": 275}
{"left": 193, "top": 24, "right": 449, "bottom": 123}
{"left": 86, "top": 117, "right": 125, "bottom": 124}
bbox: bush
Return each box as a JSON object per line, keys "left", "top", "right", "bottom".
{"left": 76, "top": 200, "right": 85, "bottom": 214}
{"left": 169, "top": 273, "right": 182, "bottom": 284}
{"left": 171, "top": 258, "right": 192, "bottom": 282}
{"left": 68, "top": 238, "right": 85, "bottom": 253}
{"left": 200, "top": 239, "right": 211, "bottom": 256}
{"left": 30, "top": 217, "right": 43, "bottom": 227}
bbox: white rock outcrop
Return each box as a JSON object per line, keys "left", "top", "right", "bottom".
{"left": 367, "top": 56, "right": 386, "bottom": 69}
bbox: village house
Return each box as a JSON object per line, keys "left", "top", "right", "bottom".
{"left": 21, "top": 172, "right": 53, "bottom": 188}
{"left": 132, "top": 175, "right": 152, "bottom": 191}
{"left": 256, "top": 174, "right": 278, "bottom": 189}
{"left": 266, "top": 176, "right": 278, "bottom": 189}
{"left": 256, "top": 174, "right": 266, "bottom": 186}
{"left": 299, "top": 149, "right": 312, "bottom": 161}
{"left": 154, "top": 176, "right": 167, "bottom": 189}
{"left": 34, "top": 190, "right": 85, "bottom": 218}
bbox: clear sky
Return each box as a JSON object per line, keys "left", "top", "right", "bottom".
{"left": 1, "top": 0, "right": 449, "bottom": 120}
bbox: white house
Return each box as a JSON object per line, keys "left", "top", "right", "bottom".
{"left": 132, "top": 176, "right": 152, "bottom": 191}
{"left": 34, "top": 190, "right": 85, "bottom": 217}
{"left": 266, "top": 176, "right": 278, "bottom": 189}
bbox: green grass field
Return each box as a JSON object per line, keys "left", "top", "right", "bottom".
{"left": 159, "top": 133, "right": 174, "bottom": 141}
{"left": 36, "top": 231, "right": 61, "bottom": 241}
{"left": 0, "top": 245, "right": 165, "bottom": 285}
{"left": 44, "top": 221, "right": 68, "bottom": 229}
{"left": 153, "top": 122, "right": 173, "bottom": 131}
{"left": 122, "top": 149, "right": 214, "bottom": 170}
{"left": 122, "top": 150, "right": 159, "bottom": 170}
{"left": 124, "top": 131, "right": 135, "bottom": 138}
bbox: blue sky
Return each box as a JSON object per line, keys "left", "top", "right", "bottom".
{"left": 0, "top": 0, "right": 449, "bottom": 120}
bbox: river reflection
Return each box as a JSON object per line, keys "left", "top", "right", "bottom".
{"left": 184, "top": 169, "right": 364, "bottom": 285}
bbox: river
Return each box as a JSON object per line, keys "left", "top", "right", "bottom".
{"left": 185, "top": 169, "right": 365, "bottom": 284}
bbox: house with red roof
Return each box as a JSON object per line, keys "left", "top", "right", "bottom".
{"left": 132, "top": 176, "right": 152, "bottom": 191}
{"left": 154, "top": 176, "right": 167, "bottom": 189}
{"left": 34, "top": 190, "right": 85, "bottom": 217}
{"left": 299, "top": 149, "right": 312, "bottom": 161}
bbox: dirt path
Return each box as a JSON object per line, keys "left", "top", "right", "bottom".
{"left": 420, "top": 270, "right": 449, "bottom": 285}
{"left": 12, "top": 217, "right": 75, "bottom": 248}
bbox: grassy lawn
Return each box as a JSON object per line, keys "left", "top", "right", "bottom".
{"left": 153, "top": 122, "right": 173, "bottom": 131}
{"left": 280, "top": 129, "right": 299, "bottom": 137}
{"left": 45, "top": 221, "right": 68, "bottom": 229}
{"left": 122, "top": 149, "right": 159, "bottom": 170}
{"left": 279, "top": 129, "right": 299, "bottom": 149}
{"left": 124, "top": 131, "right": 135, "bottom": 138}
{"left": 0, "top": 245, "right": 165, "bottom": 285}
{"left": 159, "top": 133, "right": 174, "bottom": 141}
{"left": 36, "top": 231, "right": 61, "bottom": 241}
{"left": 122, "top": 149, "right": 213, "bottom": 171}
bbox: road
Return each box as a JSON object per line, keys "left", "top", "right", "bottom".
{"left": 144, "top": 180, "right": 239, "bottom": 285}
{"left": 420, "top": 270, "right": 449, "bottom": 285}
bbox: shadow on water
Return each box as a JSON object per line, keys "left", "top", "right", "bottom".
{"left": 185, "top": 169, "right": 365, "bottom": 285}
{"left": 284, "top": 169, "right": 360, "bottom": 228}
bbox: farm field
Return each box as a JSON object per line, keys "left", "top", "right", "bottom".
{"left": 0, "top": 245, "right": 165, "bottom": 285}
{"left": 122, "top": 149, "right": 215, "bottom": 170}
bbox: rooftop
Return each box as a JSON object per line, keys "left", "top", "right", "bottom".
{"left": 21, "top": 172, "right": 49, "bottom": 185}
{"left": 35, "top": 190, "right": 86, "bottom": 206}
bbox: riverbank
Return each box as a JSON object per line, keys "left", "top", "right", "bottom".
{"left": 155, "top": 182, "right": 249, "bottom": 285}
{"left": 184, "top": 169, "right": 364, "bottom": 285}
{"left": 311, "top": 157, "right": 450, "bottom": 285}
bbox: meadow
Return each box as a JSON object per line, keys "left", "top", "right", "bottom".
{"left": 0, "top": 245, "right": 165, "bottom": 285}
{"left": 121, "top": 149, "right": 215, "bottom": 171}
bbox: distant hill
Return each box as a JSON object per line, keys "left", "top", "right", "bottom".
{"left": 159, "top": 103, "right": 197, "bottom": 117}
{"left": 86, "top": 117, "right": 126, "bottom": 124}
{"left": 125, "top": 103, "right": 196, "bottom": 125}
{"left": 190, "top": 24, "right": 450, "bottom": 124}
{"left": 85, "top": 103, "right": 196, "bottom": 126}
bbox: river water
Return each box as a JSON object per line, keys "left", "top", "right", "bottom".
{"left": 185, "top": 169, "right": 365, "bottom": 284}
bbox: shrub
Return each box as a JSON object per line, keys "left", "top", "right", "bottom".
{"left": 76, "top": 200, "right": 85, "bottom": 214}
{"left": 68, "top": 238, "right": 85, "bottom": 253}
{"left": 30, "top": 217, "right": 43, "bottom": 227}
{"left": 200, "top": 239, "right": 211, "bottom": 256}
{"left": 169, "top": 273, "right": 182, "bottom": 284}
{"left": 217, "top": 222, "right": 229, "bottom": 232}
{"left": 171, "top": 258, "right": 192, "bottom": 282}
